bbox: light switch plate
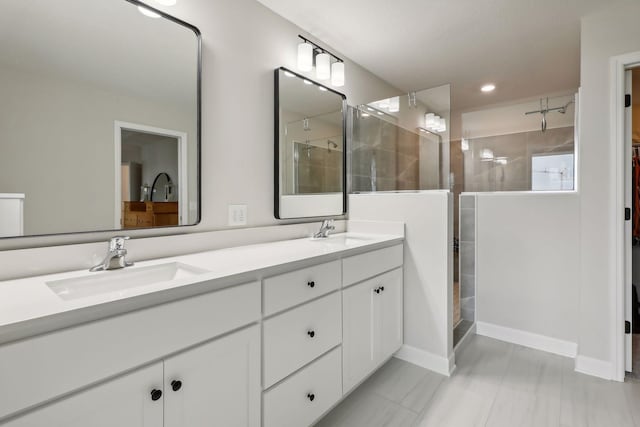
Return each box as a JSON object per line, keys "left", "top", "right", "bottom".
{"left": 228, "top": 204, "right": 247, "bottom": 226}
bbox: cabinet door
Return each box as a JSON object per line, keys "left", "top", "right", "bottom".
{"left": 378, "top": 268, "right": 403, "bottom": 361}
{"left": 4, "top": 363, "right": 163, "bottom": 427}
{"left": 342, "top": 279, "right": 377, "bottom": 393}
{"left": 163, "top": 325, "right": 260, "bottom": 427}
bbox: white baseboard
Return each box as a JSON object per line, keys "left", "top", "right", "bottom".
{"left": 395, "top": 344, "right": 455, "bottom": 376}
{"left": 574, "top": 355, "right": 614, "bottom": 380}
{"left": 476, "top": 321, "right": 577, "bottom": 358}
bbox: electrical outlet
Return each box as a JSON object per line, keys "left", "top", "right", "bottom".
{"left": 228, "top": 204, "right": 247, "bottom": 226}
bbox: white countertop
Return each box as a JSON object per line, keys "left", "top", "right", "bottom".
{"left": 0, "top": 232, "right": 403, "bottom": 345}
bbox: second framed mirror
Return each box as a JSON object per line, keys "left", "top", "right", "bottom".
{"left": 274, "top": 67, "right": 347, "bottom": 219}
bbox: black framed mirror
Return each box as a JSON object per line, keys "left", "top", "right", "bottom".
{"left": 274, "top": 67, "right": 347, "bottom": 219}
{"left": 0, "top": 0, "right": 201, "bottom": 238}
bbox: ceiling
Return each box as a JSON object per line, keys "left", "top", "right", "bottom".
{"left": 257, "top": 0, "right": 617, "bottom": 111}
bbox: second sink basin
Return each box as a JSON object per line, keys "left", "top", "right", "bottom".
{"left": 46, "top": 262, "right": 209, "bottom": 301}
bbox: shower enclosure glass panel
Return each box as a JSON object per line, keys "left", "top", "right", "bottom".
{"left": 351, "top": 84, "right": 451, "bottom": 193}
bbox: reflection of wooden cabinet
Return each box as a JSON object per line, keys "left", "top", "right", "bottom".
{"left": 122, "top": 201, "right": 178, "bottom": 228}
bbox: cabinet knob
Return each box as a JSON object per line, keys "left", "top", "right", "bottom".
{"left": 150, "top": 389, "right": 163, "bottom": 401}
{"left": 171, "top": 380, "right": 182, "bottom": 392}
{"left": 380, "top": 286, "right": 385, "bottom": 292}
{"left": 307, "top": 330, "right": 315, "bottom": 338}
{"left": 307, "top": 281, "right": 315, "bottom": 288}
{"left": 307, "top": 393, "right": 315, "bottom": 402}
{"left": 374, "top": 287, "right": 381, "bottom": 294}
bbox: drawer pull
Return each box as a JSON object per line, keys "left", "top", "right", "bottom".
{"left": 307, "top": 330, "right": 316, "bottom": 338}
{"left": 307, "top": 393, "right": 315, "bottom": 402}
{"left": 171, "top": 380, "right": 182, "bottom": 392}
{"left": 150, "top": 389, "right": 163, "bottom": 401}
{"left": 307, "top": 281, "right": 315, "bottom": 288}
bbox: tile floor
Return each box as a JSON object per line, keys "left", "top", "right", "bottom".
{"left": 315, "top": 335, "right": 640, "bottom": 427}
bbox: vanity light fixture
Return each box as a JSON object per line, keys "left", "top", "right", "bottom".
{"left": 296, "top": 35, "right": 345, "bottom": 87}
{"left": 481, "top": 83, "right": 496, "bottom": 93}
{"left": 138, "top": 5, "right": 161, "bottom": 18}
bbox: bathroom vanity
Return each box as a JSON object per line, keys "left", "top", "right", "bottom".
{"left": 0, "top": 232, "right": 404, "bottom": 427}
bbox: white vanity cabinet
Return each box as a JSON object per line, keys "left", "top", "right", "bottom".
{"left": 342, "top": 248, "right": 404, "bottom": 393}
{"left": 5, "top": 325, "right": 260, "bottom": 427}
{"left": 4, "top": 362, "right": 164, "bottom": 427}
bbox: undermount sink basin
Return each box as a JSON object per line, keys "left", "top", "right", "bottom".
{"left": 311, "top": 234, "right": 375, "bottom": 246}
{"left": 46, "top": 262, "right": 209, "bottom": 301}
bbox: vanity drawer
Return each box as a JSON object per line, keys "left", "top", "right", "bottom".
{"left": 0, "top": 281, "right": 260, "bottom": 421}
{"left": 263, "top": 260, "right": 341, "bottom": 316}
{"left": 263, "top": 292, "right": 341, "bottom": 388}
{"left": 342, "top": 244, "right": 403, "bottom": 286}
{"left": 263, "top": 346, "right": 342, "bottom": 427}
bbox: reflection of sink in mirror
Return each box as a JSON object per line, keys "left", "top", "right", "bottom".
{"left": 311, "top": 234, "right": 375, "bottom": 246}
{"left": 46, "top": 262, "right": 208, "bottom": 301}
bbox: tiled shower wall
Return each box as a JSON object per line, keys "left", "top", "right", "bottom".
{"left": 459, "top": 193, "right": 476, "bottom": 322}
{"left": 294, "top": 143, "right": 342, "bottom": 194}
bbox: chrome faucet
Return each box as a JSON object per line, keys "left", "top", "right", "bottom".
{"left": 90, "top": 236, "right": 134, "bottom": 272}
{"left": 313, "top": 219, "right": 335, "bottom": 239}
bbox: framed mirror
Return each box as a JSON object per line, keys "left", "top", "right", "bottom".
{"left": 274, "top": 67, "right": 347, "bottom": 219}
{"left": 0, "top": 0, "right": 200, "bottom": 239}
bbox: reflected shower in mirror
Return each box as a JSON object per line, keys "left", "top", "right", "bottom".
{"left": 0, "top": 0, "right": 200, "bottom": 238}
{"left": 275, "top": 67, "right": 347, "bottom": 219}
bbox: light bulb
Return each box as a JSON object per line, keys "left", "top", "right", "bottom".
{"left": 297, "top": 43, "right": 313, "bottom": 72}
{"left": 331, "top": 62, "right": 345, "bottom": 87}
{"left": 316, "top": 53, "right": 330, "bottom": 80}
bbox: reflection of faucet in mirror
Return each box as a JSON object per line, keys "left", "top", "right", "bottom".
{"left": 90, "top": 236, "right": 134, "bottom": 272}
{"left": 313, "top": 219, "right": 335, "bottom": 239}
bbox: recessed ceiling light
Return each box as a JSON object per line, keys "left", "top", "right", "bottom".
{"left": 377, "top": 112, "right": 384, "bottom": 116}
{"left": 318, "top": 86, "right": 328, "bottom": 92}
{"left": 154, "top": 0, "right": 177, "bottom": 5}
{"left": 303, "top": 79, "right": 313, "bottom": 85}
{"left": 284, "top": 71, "right": 295, "bottom": 78}
{"left": 361, "top": 112, "right": 370, "bottom": 117}
{"left": 481, "top": 84, "right": 496, "bottom": 93}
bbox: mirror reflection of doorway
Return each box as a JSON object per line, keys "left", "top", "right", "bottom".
{"left": 114, "top": 121, "right": 188, "bottom": 229}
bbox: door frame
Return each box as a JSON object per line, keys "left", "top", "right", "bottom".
{"left": 611, "top": 52, "right": 640, "bottom": 382}
{"left": 114, "top": 121, "right": 189, "bottom": 228}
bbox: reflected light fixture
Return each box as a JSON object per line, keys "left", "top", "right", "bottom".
{"left": 461, "top": 139, "right": 469, "bottom": 151}
{"left": 388, "top": 96, "right": 400, "bottom": 113}
{"left": 297, "top": 42, "right": 313, "bottom": 72}
{"left": 318, "top": 86, "right": 328, "bottom": 92}
{"left": 284, "top": 70, "right": 295, "bottom": 78}
{"left": 481, "top": 84, "right": 496, "bottom": 93}
{"left": 303, "top": 79, "right": 313, "bottom": 85}
{"left": 316, "top": 53, "right": 331, "bottom": 80}
{"left": 138, "top": 6, "right": 161, "bottom": 18}
{"left": 425, "top": 113, "right": 446, "bottom": 133}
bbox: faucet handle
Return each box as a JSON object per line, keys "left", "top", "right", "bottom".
{"left": 109, "top": 236, "right": 130, "bottom": 251}
{"left": 323, "top": 219, "right": 335, "bottom": 230}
